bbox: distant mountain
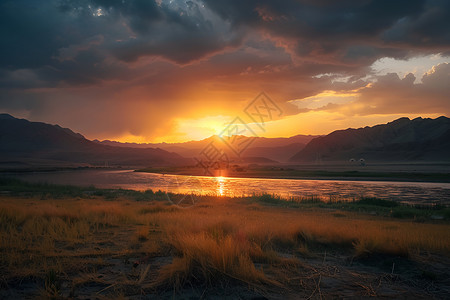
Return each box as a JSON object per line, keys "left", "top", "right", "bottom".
{"left": 0, "top": 114, "right": 189, "bottom": 167}
{"left": 243, "top": 143, "right": 306, "bottom": 163}
{"left": 240, "top": 156, "right": 279, "bottom": 164}
{"left": 96, "top": 134, "right": 318, "bottom": 163}
{"left": 290, "top": 116, "right": 450, "bottom": 163}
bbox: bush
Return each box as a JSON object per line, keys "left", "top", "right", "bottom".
{"left": 355, "top": 198, "right": 399, "bottom": 207}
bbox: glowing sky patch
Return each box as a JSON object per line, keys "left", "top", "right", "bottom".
{"left": 371, "top": 54, "right": 449, "bottom": 83}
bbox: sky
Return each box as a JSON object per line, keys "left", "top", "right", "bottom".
{"left": 0, "top": 0, "right": 449, "bottom": 143}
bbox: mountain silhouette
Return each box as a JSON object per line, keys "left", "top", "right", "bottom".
{"left": 0, "top": 114, "right": 189, "bottom": 167}
{"left": 96, "top": 134, "right": 318, "bottom": 163}
{"left": 290, "top": 116, "right": 450, "bottom": 163}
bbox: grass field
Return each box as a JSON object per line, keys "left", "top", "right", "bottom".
{"left": 1, "top": 178, "right": 449, "bottom": 298}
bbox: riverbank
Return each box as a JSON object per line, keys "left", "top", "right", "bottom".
{"left": 2, "top": 162, "right": 449, "bottom": 183}
{"left": 136, "top": 163, "right": 450, "bottom": 183}
{"left": 1, "top": 179, "right": 449, "bottom": 298}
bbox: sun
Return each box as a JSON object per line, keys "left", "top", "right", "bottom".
{"left": 175, "top": 115, "right": 232, "bottom": 141}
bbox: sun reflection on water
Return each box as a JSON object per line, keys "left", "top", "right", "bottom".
{"left": 217, "top": 176, "right": 225, "bottom": 196}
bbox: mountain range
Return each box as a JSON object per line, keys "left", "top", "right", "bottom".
{"left": 290, "top": 116, "right": 450, "bottom": 163}
{"left": 1, "top": 113, "right": 449, "bottom": 170}
{"left": 95, "top": 134, "right": 317, "bottom": 163}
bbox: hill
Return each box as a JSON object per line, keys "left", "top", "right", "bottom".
{"left": 290, "top": 116, "right": 450, "bottom": 163}
{"left": 96, "top": 134, "right": 318, "bottom": 163}
{"left": 0, "top": 114, "right": 189, "bottom": 168}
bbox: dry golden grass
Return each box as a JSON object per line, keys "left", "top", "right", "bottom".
{"left": 156, "top": 200, "right": 450, "bottom": 256}
{"left": 0, "top": 194, "right": 449, "bottom": 298}
{"left": 156, "top": 232, "right": 274, "bottom": 290}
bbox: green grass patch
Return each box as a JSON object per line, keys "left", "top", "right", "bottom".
{"left": 0, "top": 177, "right": 169, "bottom": 202}
{"left": 249, "top": 193, "right": 449, "bottom": 221}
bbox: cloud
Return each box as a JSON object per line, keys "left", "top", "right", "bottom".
{"left": 318, "top": 63, "right": 450, "bottom": 116}
{"left": 382, "top": 0, "right": 450, "bottom": 47}
{"left": 202, "top": 0, "right": 448, "bottom": 67}
{"left": 2, "top": 0, "right": 448, "bottom": 79}
{"left": 0, "top": 0, "right": 449, "bottom": 141}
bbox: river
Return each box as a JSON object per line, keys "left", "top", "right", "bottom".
{"left": 3, "top": 169, "right": 450, "bottom": 206}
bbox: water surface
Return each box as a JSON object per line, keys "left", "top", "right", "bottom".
{"left": 4, "top": 169, "right": 450, "bottom": 205}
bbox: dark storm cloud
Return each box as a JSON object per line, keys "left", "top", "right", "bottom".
{"left": 0, "top": 0, "right": 131, "bottom": 88}
{"left": 0, "top": 0, "right": 241, "bottom": 66}
{"left": 203, "top": 0, "right": 449, "bottom": 66}
{"left": 65, "top": 0, "right": 243, "bottom": 64}
{"left": 382, "top": 0, "right": 450, "bottom": 47}
{"left": 0, "top": 0, "right": 242, "bottom": 88}
{"left": 204, "top": 0, "right": 425, "bottom": 37}
{"left": 1, "top": 0, "right": 449, "bottom": 86}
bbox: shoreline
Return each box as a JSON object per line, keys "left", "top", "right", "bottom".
{"left": 135, "top": 167, "right": 450, "bottom": 183}
{"left": 2, "top": 165, "right": 450, "bottom": 183}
